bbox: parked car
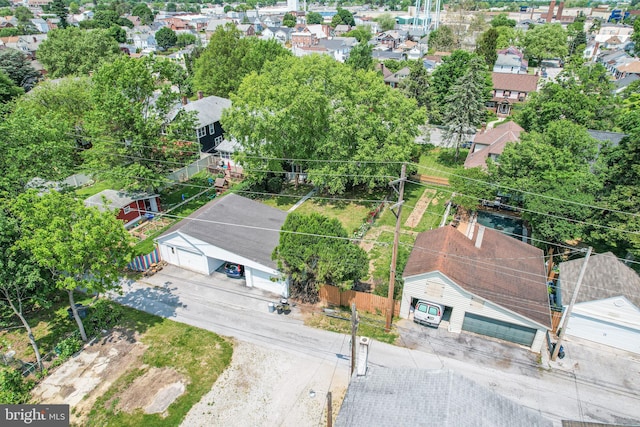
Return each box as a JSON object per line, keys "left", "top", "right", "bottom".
{"left": 224, "top": 263, "right": 244, "bottom": 279}
{"left": 413, "top": 300, "right": 445, "bottom": 327}
{"left": 460, "top": 141, "right": 473, "bottom": 149}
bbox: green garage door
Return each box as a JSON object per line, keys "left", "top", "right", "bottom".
{"left": 462, "top": 313, "right": 537, "bottom": 347}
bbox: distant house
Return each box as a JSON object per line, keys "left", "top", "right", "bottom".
{"left": 332, "top": 24, "right": 350, "bottom": 36}
{"left": 317, "top": 37, "right": 357, "bottom": 62}
{"left": 383, "top": 66, "right": 410, "bottom": 88}
{"left": 169, "top": 94, "right": 231, "bottom": 153}
{"left": 236, "top": 24, "right": 255, "bottom": 37}
{"left": 493, "top": 46, "right": 528, "bottom": 74}
{"left": 488, "top": 72, "right": 539, "bottom": 116}
{"left": 559, "top": 252, "right": 640, "bottom": 354}
{"left": 261, "top": 26, "right": 293, "bottom": 44}
{"left": 84, "top": 190, "right": 161, "bottom": 229}
{"left": 464, "top": 122, "right": 524, "bottom": 169}
{"left": 401, "top": 225, "right": 551, "bottom": 352}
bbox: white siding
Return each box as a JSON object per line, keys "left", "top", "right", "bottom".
{"left": 246, "top": 268, "right": 287, "bottom": 297}
{"left": 401, "top": 271, "right": 547, "bottom": 351}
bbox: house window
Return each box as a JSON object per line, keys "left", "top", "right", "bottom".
{"left": 208, "top": 123, "right": 215, "bottom": 134}
{"left": 214, "top": 135, "right": 223, "bottom": 146}
{"left": 503, "top": 90, "right": 511, "bottom": 97}
{"left": 518, "top": 93, "right": 526, "bottom": 101}
{"left": 196, "top": 127, "right": 207, "bottom": 138}
{"left": 123, "top": 206, "right": 131, "bottom": 214}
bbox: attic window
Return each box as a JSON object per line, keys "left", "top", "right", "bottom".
{"left": 123, "top": 206, "right": 131, "bottom": 214}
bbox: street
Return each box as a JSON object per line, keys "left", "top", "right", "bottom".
{"left": 112, "top": 265, "right": 640, "bottom": 426}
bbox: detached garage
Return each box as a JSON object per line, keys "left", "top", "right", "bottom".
{"left": 401, "top": 225, "right": 552, "bottom": 353}
{"left": 559, "top": 253, "right": 640, "bottom": 354}
{"left": 156, "top": 194, "right": 289, "bottom": 296}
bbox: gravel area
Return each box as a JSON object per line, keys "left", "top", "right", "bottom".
{"left": 181, "top": 340, "right": 349, "bottom": 427}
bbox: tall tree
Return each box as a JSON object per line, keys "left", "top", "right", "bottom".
{"left": 306, "top": 11, "right": 323, "bottom": 25}
{"left": 83, "top": 56, "right": 197, "bottom": 191}
{"left": 0, "top": 69, "right": 22, "bottom": 103}
{"left": 132, "top": 3, "right": 154, "bottom": 25}
{"left": 427, "top": 25, "right": 456, "bottom": 52}
{"left": 345, "top": 42, "right": 373, "bottom": 71}
{"left": 273, "top": 213, "right": 368, "bottom": 303}
{"left": 0, "top": 48, "right": 40, "bottom": 91}
{"left": 14, "top": 190, "right": 134, "bottom": 342}
{"left": 427, "top": 49, "right": 474, "bottom": 124}
{"left": 222, "top": 55, "right": 425, "bottom": 194}
{"left": 193, "top": 24, "right": 290, "bottom": 98}
{"left": 490, "top": 13, "right": 516, "bottom": 28}
{"left": 522, "top": 23, "right": 568, "bottom": 66}
{"left": 401, "top": 60, "right": 431, "bottom": 109}
{"left": 37, "top": 27, "right": 121, "bottom": 77}
{"left": 449, "top": 167, "right": 496, "bottom": 211}
{"left": 50, "top": 0, "right": 68, "bottom": 28}
{"left": 476, "top": 27, "right": 498, "bottom": 68}
{"left": 331, "top": 8, "right": 355, "bottom": 27}
{"left": 374, "top": 13, "right": 396, "bottom": 31}
{"left": 516, "top": 62, "right": 617, "bottom": 133}
{"left": 282, "top": 12, "right": 296, "bottom": 27}
{"left": 155, "top": 27, "right": 177, "bottom": 49}
{"left": 496, "top": 120, "right": 600, "bottom": 247}
{"left": 0, "top": 210, "right": 51, "bottom": 372}
{"left": 442, "top": 56, "right": 491, "bottom": 161}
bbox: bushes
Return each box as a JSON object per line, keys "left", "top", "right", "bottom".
{"left": 85, "top": 300, "right": 124, "bottom": 337}
{"left": 55, "top": 332, "right": 83, "bottom": 360}
{"left": 0, "top": 368, "right": 34, "bottom": 404}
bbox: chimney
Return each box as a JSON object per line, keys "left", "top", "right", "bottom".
{"left": 546, "top": 0, "right": 555, "bottom": 22}
{"left": 197, "top": 91, "right": 204, "bottom": 100}
{"left": 181, "top": 95, "right": 188, "bottom": 105}
{"left": 475, "top": 226, "right": 486, "bottom": 249}
{"left": 556, "top": 1, "right": 564, "bottom": 21}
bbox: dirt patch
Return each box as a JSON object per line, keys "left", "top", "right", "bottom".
{"left": 404, "top": 188, "right": 436, "bottom": 228}
{"left": 117, "top": 367, "right": 188, "bottom": 416}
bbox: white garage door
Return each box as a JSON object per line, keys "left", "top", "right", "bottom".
{"left": 248, "top": 268, "right": 287, "bottom": 296}
{"left": 177, "top": 248, "right": 207, "bottom": 274}
{"left": 567, "top": 313, "right": 640, "bottom": 354}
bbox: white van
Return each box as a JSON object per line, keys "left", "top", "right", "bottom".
{"left": 413, "top": 300, "right": 445, "bottom": 327}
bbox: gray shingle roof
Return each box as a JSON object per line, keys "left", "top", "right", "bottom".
{"left": 169, "top": 95, "right": 231, "bottom": 128}
{"left": 586, "top": 130, "right": 627, "bottom": 147}
{"left": 336, "top": 368, "right": 553, "bottom": 427}
{"left": 159, "top": 194, "right": 287, "bottom": 268}
{"left": 84, "top": 190, "right": 157, "bottom": 211}
{"left": 559, "top": 252, "right": 640, "bottom": 307}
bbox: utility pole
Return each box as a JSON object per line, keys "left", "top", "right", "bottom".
{"left": 385, "top": 164, "right": 406, "bottom": 332}
{"left": 326, "top": 391, "right": 332, "bottom": 427}
{"left": 552, "top": 246, "right": 592, "bottom": 361}
{"left": 350, "top": 302, "right": 358, "bottom": 375}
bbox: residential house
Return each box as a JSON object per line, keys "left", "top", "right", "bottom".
{"left": 558, "top": 252, "right": 640, "bottom": 354}
{"left": 0, "top": 34, "right": 47, "bottom": 59}
{"left": 488, "top": 72, "right": 539, "bottom": 116}
{"left": 170, "top": 94, "right": 232, "bottom": 153}
{"left": 493, "top": 46, "right": 528, "bottom": 74}
{"left": 164, "top": 17, "right": 190, "bottom": 31}
{"left": 291, "top": 26, "right": 318, "bottom": 47}
{"left": 84, "top": 190, "right": 161, "bottom": 229}
{"left": 29, "top": 18, "right": 49, "bottom": 33}
{"left": 262, "top": 16, "right": 282, "bottom": 28}
{"left": 317, "top": 37, "right": 357, "bottom": 62}
{"left": 205, "top": 18, "right": 228, "bottom": 34}
{"left": 383, "top": 66, "right": 410, "bottom": 88}
{"left": 464, "top": 121, "right": 524, "bottom": 169}
{"left": 401, "top": 225, "right": 551, "bottom": 352}
{"left": 0, "top": 16, "right": 18, "bottom": 28}
{"left": 376, "top": 30, "right": 403, "bottom": 49}
{"left": 132, "top": 32, "right": 157, "bottom": 51}
{"left": 26, "top": 0, "right": 52, "bottom": 11}
{"left": 336, "top": 369, "right": 553, "bottom": 427}
{"left": 332, "top": 24, "right": 350, "bottom": 36}
{"left": 594, "top": 23, "right": 633, "bottom": 45}
{"left": 156, "top": 194, "right": 288, "bottom": 296}
{"left": 261, "top": 26, "right": 293, "bottom": 44}
{"left": 236, "top": 24, "right": 255, "bottom": 37}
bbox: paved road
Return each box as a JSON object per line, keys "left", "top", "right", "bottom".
{"left": 112, "top": 266, "right": 640, "bottom": 426}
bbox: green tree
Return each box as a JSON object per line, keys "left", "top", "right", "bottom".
{"left": 344, "top": 26, "right": 371, "bottom": 42}
{"left": 496, "top": 121, "right": 600, "bottom": 247}
{"left": 177, "top": 32, "right": 197, "bottom": 48}
{"left": 345, "top": 42, "right": 373, "bottom": 71}
{"left": 132, "top": 3, "right": 154, "bottom": 25}
{"left": 83, "top": 56, "right": 197, "bottom": 191}
{"left": 0, "top": 48, "right": 40, "bottom": 91}
{"left": 282, "top": 12, "right": 296, "bottom": 27}
{"left": 0, "top": 69, "right": 23, "bottom": 103}
{"left": 476, "top": 27, "right": 498, "bottom": 68}
{"left": 194, "top": 24, "right": 291, "bottom": 98}
{"left": 306, "top": 11, "right": 323, "bottom": 25}
{"left": 14, "top": 190, "right": 134, "bottom": 342}
{"left": 522, "top": 23, "right": 568, "bottom": 66}
{"left": 495, "top": 25, "right": 522, "bottom": 49}
{"left": 107, "top": 24, "right": 126, "bottom": 43}
{"left": 428, "top": 49, "right": 475, "bottom": 124}
{"left": 273, "top": 213, "right": 368, "bottom": 303}
{"left": 222, "top": 55, "right": 425, "bottom": 194}
{"left": 166, "top": 2, "right": 177, "bottom": 12}
{"left": 0, "top": 210, "right": 51, "bottom": 372}
{"left": 331, "top": 7, "right": 355, "bottom": 27}
{"left": 156, "top": 26, "right": 177, "bottom": 49}
{"left": 449, "top": 167, "right": 496, "bottom": 211}
{"left": 374, "top": 13, "right": 396, "bottom": 31}
{"left": 69, "top": 1, "right": 79, "bottom": 14}
{"left": 633, "top": 18, "right": 640, "bottom": 47}
{"left": 37, "top": 27, "right": 121, "bottom": 77}
{"left": 428, "top": 25, "right": 456, "bottom": 52}
{"left": 401, "top": 60, "right": 431, "bottom": 108}
{"left": 50, "top": 0, "right": 68, "bottom": 28}
{"left": 14, "top": 6, "right": 33, "bottom": 24}
{"left": 516, "top": 62, "right": 617, "bottom": 132}
{"left": 490, "top": 13, "right": 516, "bottom": 28}
{"left": 589, "top": 131, "right": 640, "bottom": 258}
{"left": 442, "top": 56, "right": 491, "bottom": 161}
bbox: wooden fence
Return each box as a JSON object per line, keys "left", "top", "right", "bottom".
{"left": 551, "top": 309, "right": 563, "bottom": 334}
{"left": 319, "top": 285, "right": 401, "bottom": 315}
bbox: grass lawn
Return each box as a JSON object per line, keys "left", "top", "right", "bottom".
{"left": 304, "top": 309, "right": 398, "bottom": 344}
{"left": 375, "top": 184, "right": 449, "bottom": 232}
{"left": 255, "top": 183, "right": 316, "bottom": 211}
{"left": 85, "top": 312, "right": 232, "bottom": 427}
{"left": 414, "top": 146, "right": 466, "bottom": 179}
{"left": 367, "top": 231, "right": 415, "bottom": 299}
